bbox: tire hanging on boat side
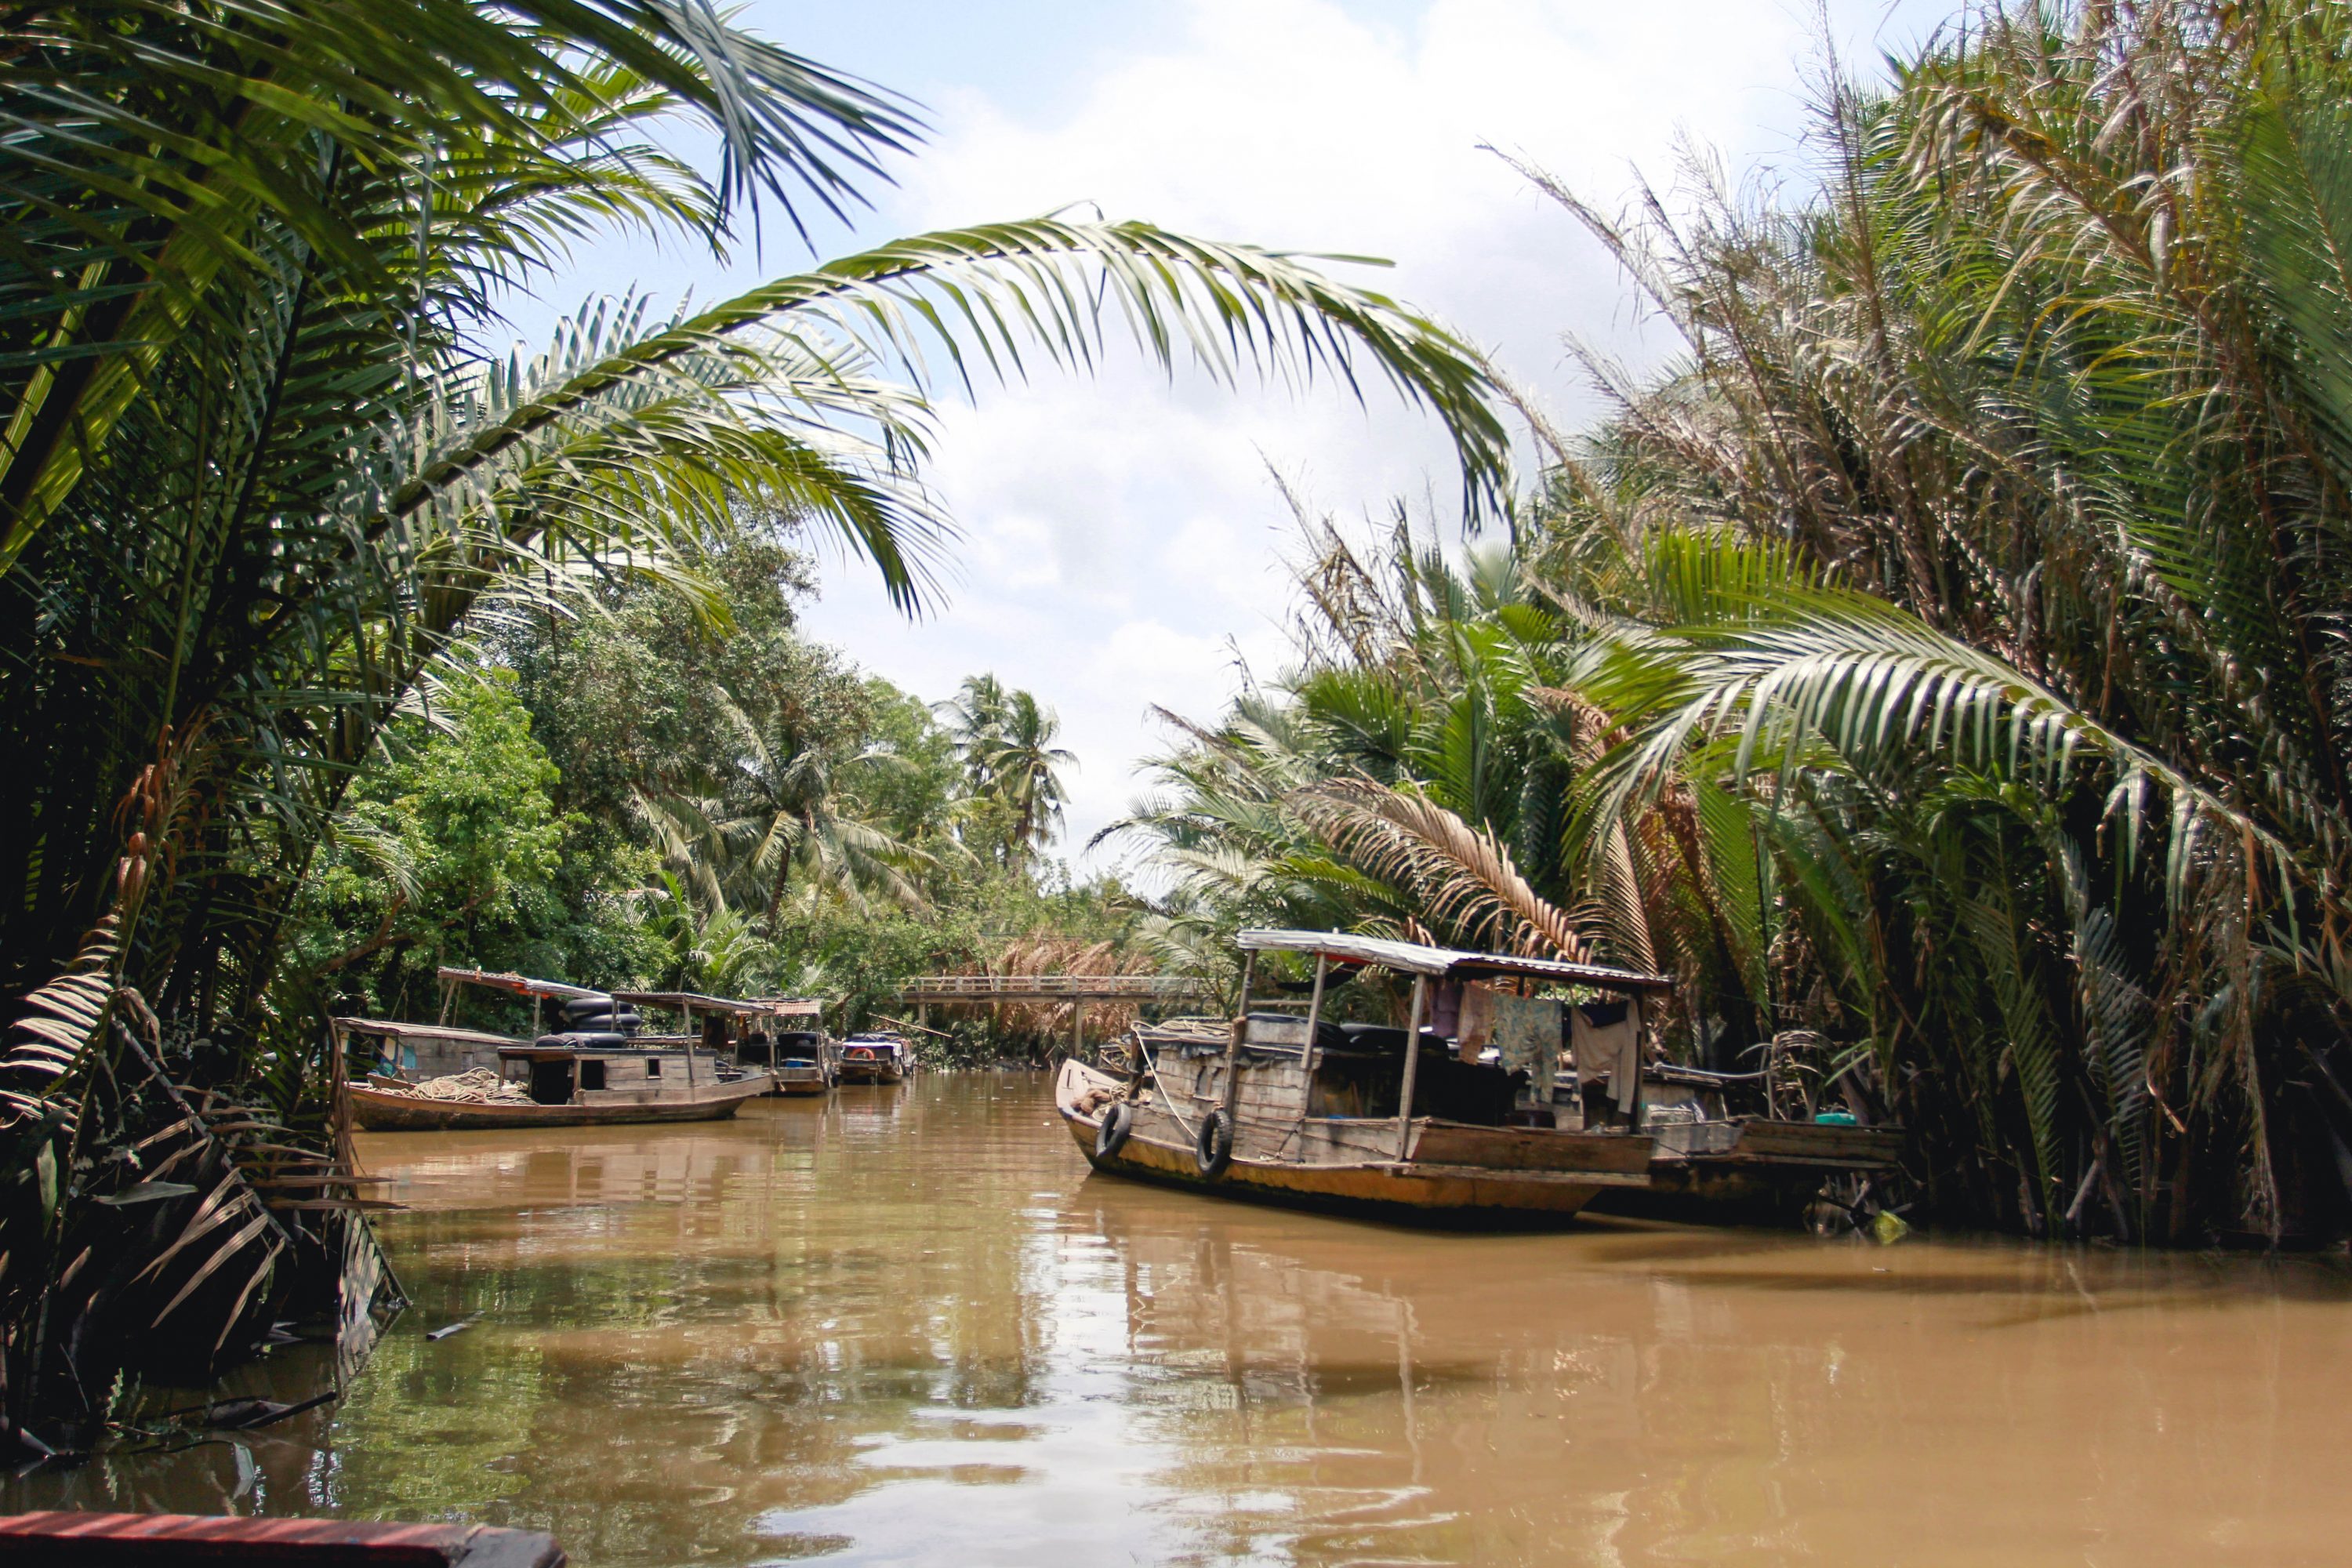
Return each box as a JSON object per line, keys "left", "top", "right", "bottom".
{"left": 1096, "top": 1101, "right": 1134, "bottom": 1158}
{"left": 1194, "top": 1108, "right": 1233, "bottom": 1178}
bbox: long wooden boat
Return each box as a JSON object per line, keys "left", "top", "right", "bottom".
{"left": 0, "top": 1511, "right": 564, "bottom": 1566}
{"left": 1056, "top": 930, "right": 1666, "bottom": 1223}
{"left": 838, "top": 1033, "right": 912, "bottom": 1085}
{"left": 350, "top": 1039, "right": 771, "bottom": 1131}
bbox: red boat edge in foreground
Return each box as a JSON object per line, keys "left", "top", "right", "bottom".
{"left": 0, "top": 1512, "right": 564, "bottom": 1566}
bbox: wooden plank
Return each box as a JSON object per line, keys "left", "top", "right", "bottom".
{"left": 1411, "top": 1123, "right": 1655, "bottom": 1176}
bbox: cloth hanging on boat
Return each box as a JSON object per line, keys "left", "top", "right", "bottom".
{"left": 1490, "top": 992, "right": 1560, "bottom": 1105}
{"left": 1571, "top": 996, "right": 1643, "bottom": 1111}
{"left": 1428, "top": 980, "right": 1464, "bottom": 1040}
{"left": 1455, "top": 982, "right": 1497, "bottom": 1058}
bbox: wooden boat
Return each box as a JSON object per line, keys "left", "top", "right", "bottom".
{"left": 838, "top": 1033, "right": 913, "bottom": 1084}
{"left": 1056, "top": 930, "right": 1666, "bottom": 1223}
{"left": 350, "top": 1040, "right": 771, "bottom": 1131}
{"left": 1582, "top": 1064, "right": 1907, "bottom": 1224}
{"left": 610, "top": 989, "right": 837, "bottom": 1097}
{"left": 750, "top": 1027, "right": 837, "bottom": 1095}
{"left": 0, "top": 1511, "right": 564, "bottom": 1566}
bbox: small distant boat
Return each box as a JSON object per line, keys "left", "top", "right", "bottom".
{"left": 749, "top": 1027, "right": 838, "bottom": 1096}
{"left": 838, "top": 1033, "right": 913, "bottom": 1085}
{"left": 1057, "top": 930, "right": 1664, "bottom": 1222}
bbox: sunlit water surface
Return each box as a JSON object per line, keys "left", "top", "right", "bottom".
{"left": 14, "top": 1073, "right": 2352, "bottom": 1566}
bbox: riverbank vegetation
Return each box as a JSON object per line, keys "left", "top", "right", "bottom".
{"left": 1116, "top": 1, "right": 2352, "bottom": 1246}
{"left": 289, "top": 516, "right": 1143, "bottom": 1054}
{"left": 0, "top": 1, "right": 1507, "bottom": 1442}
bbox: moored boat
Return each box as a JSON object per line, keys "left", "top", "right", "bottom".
{"left": 758, "top": 1027, "right": 839, "bottom": 1095}
{"left": 348, "top": 970, "right": 772, "bottom": 1131}
{"left": 350, "top": 1038, "right": 771, "bottom": 1131}
{"left": 1056, "top": 930, "right": 1666, "bottom": 1223}
{"left": 838, "top": 1033, "right": 913, "bottom": 1084}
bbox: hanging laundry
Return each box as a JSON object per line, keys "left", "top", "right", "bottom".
{"left": 1571, "top": 996, "right": 1644, "bottom": 1111}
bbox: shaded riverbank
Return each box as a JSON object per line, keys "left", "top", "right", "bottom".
{"left": 13, "top": 1073, "right": 2352, "bottom": 1564}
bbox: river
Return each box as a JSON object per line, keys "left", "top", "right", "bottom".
{"left": 12, "top": 1073, "right": 2352, "bottom": 1564}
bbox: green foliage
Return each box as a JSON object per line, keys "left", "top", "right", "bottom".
{"left": 1116, "top": 2, "right": 2352, "bottom": 1246}
{"left": 284, "top": 672, "right": 658, "bottom": 1022}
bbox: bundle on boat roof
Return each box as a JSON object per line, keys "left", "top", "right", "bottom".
{"left": 364, "top": 1068, "right": 529, "bottom": 1105}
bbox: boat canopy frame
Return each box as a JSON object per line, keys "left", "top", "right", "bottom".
{"left": 1225, "top": 929, "right": 1671, "bottom": 1161}
{"left": 613, "top": 990, "right": 823, "bottom": 1018}
{"left": 333, "top": 1018, "right": 520, "bottom": 1047}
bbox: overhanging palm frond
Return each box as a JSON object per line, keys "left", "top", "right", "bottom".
{"left": 1571, "top": 546, "right": 2325, "bottom": 908}
{"left": 463, "top": 219, "right": 1516, "bottom": 547}
{"left": 1289, "top": 779, "right": 1590, "bottom": 960}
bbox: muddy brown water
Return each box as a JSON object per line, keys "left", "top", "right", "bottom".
{"left": 13, "top": 1073, "right": 2352, "bottom": 1565}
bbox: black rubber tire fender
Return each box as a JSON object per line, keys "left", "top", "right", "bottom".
{"left": 562, "top": 1010, "right": 641, "bottom": 1033}
{"left": 1194, "top": 1107, "right": 1234, "bottom": 1178}
{"left": 1096, "top": 1101, "right": 1135, "bottom": 1159}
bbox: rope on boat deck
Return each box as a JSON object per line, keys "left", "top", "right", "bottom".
{"left": 1129, "top": 1029, "right": 1305, "bottom": 1159}
{"left": 1132, "top": 1030, "right": 1201, "bottom": 1145}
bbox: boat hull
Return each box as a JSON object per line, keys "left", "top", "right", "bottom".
{"left": 1055, "top": 1059, "right": 1648, "bottom": 1225}
{"left": 1585, "top": 1117, "right": 1907, "bottom": 1225}
{"left": 769, "top": 1069, "right": 834, "bottom": 1097}
{"left": 350, "top": 1076, "right": 771, "bottom": 1131}
{"left": 837, "top": 1061, "right": 907, "bottom": 1085}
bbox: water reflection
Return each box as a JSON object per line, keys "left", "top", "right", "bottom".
{"left": 12, "top": 1075, "right": 2352, "bottom": 1566}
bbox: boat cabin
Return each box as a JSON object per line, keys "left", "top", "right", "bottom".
{"left": 336, "top": 1017, "right": 517, "bottom": 1082}
{"left": 1053, "top": 930, "right": 1675, "bottom": 1221}
{"left": 612, "top": 989, "right": 820, "bottom": 1060}
{"left": 495, "top": 1039, "right": 730, "bottom": 1105}
{"left": 1149, "top": 929, "right": 1679, "bottom": 1152}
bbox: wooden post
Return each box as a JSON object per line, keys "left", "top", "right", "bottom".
{"left": 1221, "top": 950, "right": 1257, "bottom": 1119}
{"left": 1071, "top": 999, "right": 1086, "bottom": 1062}
{"left": 1393, "top": 975, "right": 1428, "bottom": 1160}
{"left": 1300, "top": 954, "right": 1330, "bottom": 1075}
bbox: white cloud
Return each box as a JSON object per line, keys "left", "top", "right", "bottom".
{"left": 796, "top": 0, "right": 1948, "bottom": 869}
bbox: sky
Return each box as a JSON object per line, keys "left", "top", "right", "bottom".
{"left": 518, "top": 0, "right": 1949, "bottom": 879}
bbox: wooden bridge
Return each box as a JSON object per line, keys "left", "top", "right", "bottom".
{"left": 898, "top": 974, "right": 1207, "bottom": 1002}
{"left": 896, "top": 973, "right": 1213, "bottom": 1052}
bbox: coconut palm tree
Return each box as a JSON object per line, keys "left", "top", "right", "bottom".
{"left": 987, "top": 691, "right": 1077, "bottom": 866}
{"left": 0, "top": 0, "right": 1515, "bottom": 1432}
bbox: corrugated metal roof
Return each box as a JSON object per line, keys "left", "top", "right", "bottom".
{"left": 1234, "top": 929, "right": 1673, "bottom": 991}
{"left": 335, "top": 1017, "right": 521, "bottom": 1047}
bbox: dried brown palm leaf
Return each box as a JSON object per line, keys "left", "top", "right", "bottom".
{"left": 1289, "top": 779, "right": 1592, "bottom": 961}
{"left": 0, "top": 916, "right": 120, "bottom": 1127}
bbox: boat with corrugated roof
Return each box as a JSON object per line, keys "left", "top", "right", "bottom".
{"left": 1054, "top": 929, "right": 1667, "bottom": 1221}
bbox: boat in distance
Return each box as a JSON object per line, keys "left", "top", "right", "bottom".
{"left": 838, "top": 1033, "right": 913, "bottom": 1084}
{"left": 345, "top": 970, "right": 773, "bottom": 1131}
{"left": 1058, "top": 929, "right": 1665, "bottom": 1222}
